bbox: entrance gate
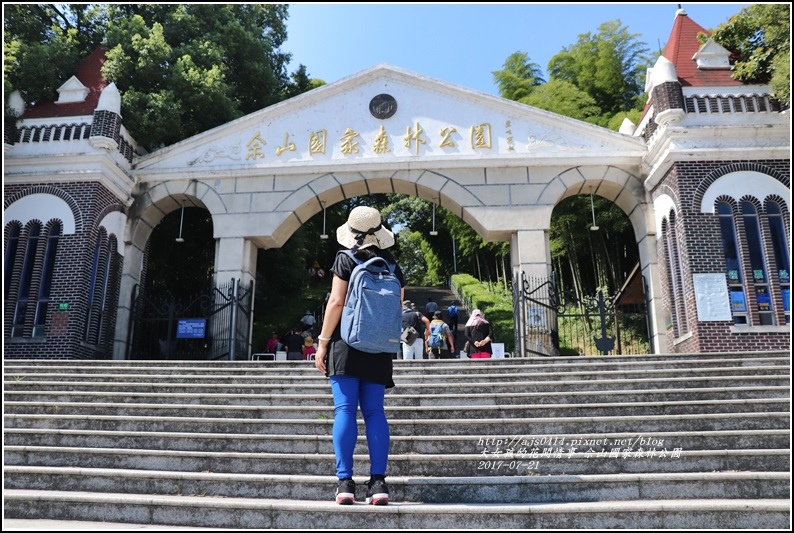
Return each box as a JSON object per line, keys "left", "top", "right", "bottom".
{"left": 513, "top": 272, "right": 652, "bottom": 357}
{"left": 128, "top": 279, "right": 253, "bottom": 360}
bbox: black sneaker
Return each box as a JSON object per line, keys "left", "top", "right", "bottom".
{"left": 365, "top": 476, "right": 389, "bottom": 505}
{"left": 335, "top": 478, "right": 356, "bottom": 505}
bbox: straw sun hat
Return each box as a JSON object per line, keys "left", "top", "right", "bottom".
{"left": 336, "top": 206, "right": 395, "bottom": 251}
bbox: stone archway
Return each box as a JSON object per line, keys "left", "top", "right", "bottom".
{"left": 116, "top": 65, "right": 660, "bottom": 358}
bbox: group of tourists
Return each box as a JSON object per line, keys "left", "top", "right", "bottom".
{"left": 400, "top": 297, "right": 494, "bottom": 360}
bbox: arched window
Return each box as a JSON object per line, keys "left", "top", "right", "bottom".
{"left": 663, "top": 213, "right": 688, "bottom": 337}
{"left": 766, "top": 200, "right": 790, "bottom": 324}
{"left": 4, "top": 224, "right": 21, "bottom": 299}
{"left": 717, "top": 202, "right": 747, "bottom": 325}
{"left": 12, "top": 223, "right": 41, "bottom": 337}
{"left": 32, "top": 222, "right": 61, "bottom": 337}
{"left": 741, "top": 201, "right": 774, "bottom": 325}
{"left": 84, "top": 234, "right": 113, "bottom": 345}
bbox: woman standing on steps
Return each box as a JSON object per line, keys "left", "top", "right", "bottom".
{"left": 314, "top": 206, "right": 404, "bottom": 506}
{"left": 464, "top": 309, "right": 494, "bottom": 359}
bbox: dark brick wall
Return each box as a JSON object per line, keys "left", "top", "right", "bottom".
{"left": 4, "top": 182, "right": 126, "bottom": 359}
{"left": 652, "top": 81, "right": 685, "bottom": 115}
{"left": 90, "top": 110, "right": 121, "bottom": 143}
{"left": 652, "top": 160, "right": 791, "bottom": 353}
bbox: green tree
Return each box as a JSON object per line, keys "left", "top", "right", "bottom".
{"left": 3, "top": 3, "right": 103, "bottom": 109}
{"left": 101, "top": 4, "right": 292, "bottom": 149}
{"left": 282, "top": 64, "right": 326, "bottom": 99}
{"left": 520, "top": 79, "right": 602, "bottom": 123}
{"left": 707, "top": 3, "right": 791, "bottom": 108}
{"left": 547, "top": 19, "right": 651, "bottom": 124}
{"left": 492, "top": 51, "right": 545, "bottom": 101}
{"left": 4, "top": 4, "right": 316, "bottom": 150}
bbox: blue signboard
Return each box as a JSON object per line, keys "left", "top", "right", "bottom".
{"left": 177, "top": 318, "right": 206, "bottom": 339}
{"left": 729, "top": 290, "right": 747, "bottom": 312}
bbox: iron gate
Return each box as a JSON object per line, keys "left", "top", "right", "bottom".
{"left": 127, "top": 278, "right": 253, "bottom": 360}
{"left": 512, "top": 272, "right": 652, "bottom": 357}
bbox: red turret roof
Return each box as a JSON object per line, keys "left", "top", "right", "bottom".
{"left": 23, "top": 47, "right": 108, "bottom": 119}
{"left": 664, "top": 9, "right": 742, "bottom": 87}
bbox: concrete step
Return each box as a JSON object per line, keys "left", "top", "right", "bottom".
{"left": 4, "top": 490, "right": 790, "bottom": 529}
{"left": 4, "top": 428, "right": 790, "bottom": 454}
{"left": 3, "top": 398, "right": 790, "bottom": 420}
{"left": 4, "top": 446, "right": 790, "bottom": 477}
{"left": 4, "top": 467, "right": 789, "bottom": 503}
{"left": 4, "top": 354, "right": 790, "bottom": 529}
{"left": 4, "top": 354, "right": 790, "bottom": 374}
{"left": 4, "top": 375, "right": 789, "bottom": 394}
{"left": 4, "top": 364, "right": 789, "bottom": 383}
{"left": 5, "top": 385, "right": 789, "bottom": 406}
{"left": 5, "top": 411, "right": 789, "bottom": 434}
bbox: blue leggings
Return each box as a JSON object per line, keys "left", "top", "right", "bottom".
{"left": 329, "top": 375, "right": 390, "bottom": 479}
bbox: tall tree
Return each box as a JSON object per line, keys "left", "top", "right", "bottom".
{"left": 4, "top": 4, "right": 314, "bottom": 150}
{"left": 492, "top": 51, "right": 545, "bottom": 101}
{"left": 101, "top": 4, "right": 292, "bottom": 149}
{"left": 3, "top": 3, "right": 104, "bottom": 109}
{"left": 707, "top": 3, "right": 791, "bottom": 108}
{"left": 520, "top": 79, "right": 602, "bottom": 123}
{"left": 547, "top": 19, "right": 651, "bottom": 125}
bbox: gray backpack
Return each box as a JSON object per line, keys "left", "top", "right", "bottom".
{"left": 339, "top": 250, "right": 402, "bottom": 354}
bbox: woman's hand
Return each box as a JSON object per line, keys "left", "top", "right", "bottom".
{"left": 315, "top": 344, "right": 327, "bottom": 373}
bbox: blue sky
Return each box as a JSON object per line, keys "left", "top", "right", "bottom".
{"left": 283, "top": 2, "right": 751, "bottom": 96}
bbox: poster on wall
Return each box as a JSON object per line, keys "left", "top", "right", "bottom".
{"left": 692, "top": 274, "right": 732, "bottom": 321}
{"left": 755, "top": 286, "right": 771, "bottom": 311}
{"left": 730, "top": 290, "right": 747, "bottom": 312}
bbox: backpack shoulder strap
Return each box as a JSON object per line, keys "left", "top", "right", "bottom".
{"left": 342, "top": 249, "right": 395, "bottom": 273}
{"left": 340, "top": 249, "right": 361, "bottom": 264}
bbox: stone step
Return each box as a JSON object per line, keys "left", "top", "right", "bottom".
{"left": 4, "top": 354, "right": 790, "bottom": 529}
{"left": 4, "top": 355, "right": 789, "bottom": 374}
{"left": 5, "top": 385, "right": 789, "bottom": 406}
{"left": 3, "top": 397, "right": 790, "bottom": 419}
{"left": 4, "top": 428, "right": 789, "bottom": 454}
{"left": 4, "top": 375, "right": 789, "bottom": 394}
{"left": 4, "top": 490, "right": 790, "bottom": 529}
{"left": 4, "top": 467, "right": 789, "bottom": 503}
{"left": 6, "top": 411, "right": 788, "bottom": 434}
{"left": 4, "top": 446, "right": 789, "bottom": 477}
{"left": 4, "top": 364, "right": 788, "bottom": 383}
{"left": 4, "top": 375, "right": 791, "bottom": 396}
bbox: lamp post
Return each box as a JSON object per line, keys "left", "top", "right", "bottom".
{"left": 452, "top": 234, "right": 457, "bottom": 273}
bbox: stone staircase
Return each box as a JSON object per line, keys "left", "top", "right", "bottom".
{"left": 3, "top": 353, "right": 791, "bottom": 529}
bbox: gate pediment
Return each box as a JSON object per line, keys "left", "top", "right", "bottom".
{"left": 134, "top": 64, "right": 645, "bottom": 176}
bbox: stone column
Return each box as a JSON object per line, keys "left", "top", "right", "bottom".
{"left": 511, "top": 230, "right": 554, "bottom": 356}
{"left": 511, "top": 230, "right": 553, "bottom": 279}
{"left": 112, "top": 242, "right": 145, "bottom": 360}
{"left": 213, "top": 237, "right": 258, "bottom": 287}
{"left": 637, "top": 232, "right": 668, "bottom": 354}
